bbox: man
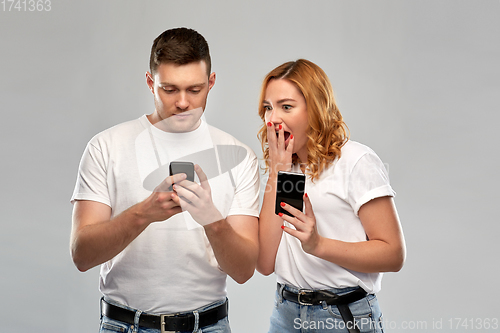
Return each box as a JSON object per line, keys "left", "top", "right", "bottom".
{"left": 70, "top": 28, "right": 259, "bottom": 333}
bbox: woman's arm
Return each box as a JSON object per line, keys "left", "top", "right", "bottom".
{"left": 256, "top": 172, "right": 284, "bottom": 275}
{"left": 281, "top": 195, "right": 406, "bottom": 273}
{"left": 256, "top": 122, "right": 295, "bottom": 275}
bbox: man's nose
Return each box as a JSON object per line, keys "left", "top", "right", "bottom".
{"left": 176, "top": 92, "right": 189, "bottom": 110}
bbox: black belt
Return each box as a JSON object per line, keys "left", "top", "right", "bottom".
{"left": 101, "top": 298, "right": 228, "bottom": 332}
{"left": 278, "top": 283, "right": 367, "bottom": 333}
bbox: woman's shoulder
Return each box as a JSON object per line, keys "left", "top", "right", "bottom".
{"left": 339, "top": 140, "right": 377, "bottom": 161}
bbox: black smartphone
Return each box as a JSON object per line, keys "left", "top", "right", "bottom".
{"left": 275, "top": 171, "right": 305, "bottom": 217}
{"left": 169, "top": 161, "right": 195, "bottom": 190}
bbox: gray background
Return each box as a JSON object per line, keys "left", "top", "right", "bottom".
{"left": 1, "top": 0, "right": 499, "bottom": 332}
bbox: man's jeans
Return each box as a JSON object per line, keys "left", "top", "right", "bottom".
{"left": 99, "top": 297, "right": 231, "bottom": 333}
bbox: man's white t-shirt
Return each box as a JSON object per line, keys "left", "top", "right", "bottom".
{"left": 275, "top": 140, "right": 395, "bottom": 293}
{"left": 71, "top": 115, "right": 259, "bottom": 314}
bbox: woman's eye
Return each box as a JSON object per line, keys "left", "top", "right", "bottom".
{"left": 283, "top": 105, "right": 292, "bottom": 111}
{"left": 263, "top": 105, "right": 272, "bottom": 111}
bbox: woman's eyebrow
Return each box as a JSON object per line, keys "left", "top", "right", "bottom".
{"left": 276, "top": 98, "right": 296, "bottom": 104}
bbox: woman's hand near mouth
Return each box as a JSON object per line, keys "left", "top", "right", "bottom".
{"left": 267, "top": 121, "right": 294, "bottom": 175}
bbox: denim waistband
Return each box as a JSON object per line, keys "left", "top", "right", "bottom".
{"left": 278, "top": 283, "right": 365, "bottom": 296}
{"left": 102, "top": 296, "right": 228, "bottom": 316}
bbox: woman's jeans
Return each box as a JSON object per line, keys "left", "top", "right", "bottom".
{"left": 99, "top": 297, "right": 231, "bottom": 333}
{"left": 269, "top": 284, "right": 384, "bottom": 333}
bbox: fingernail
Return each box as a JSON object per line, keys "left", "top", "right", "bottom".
{"left": 290, "top": 134, "right": 293, "bottom": 139}
{"left": 279, "top": 124, "right": 282, "bottom": 130}
{"left": 278, "top": 212, "right": 283, "bottom": 217}
{"left": 281, "top": 225, "right": 285, "bottom": 229}
{"left": 305, "top": 193, "right": 308, "bottom": 198}
{"left": 267, "top": 122, "right": 272, "bottom": 127}
{"left": 280, "top": 202, "right": 285, "bottom": 207}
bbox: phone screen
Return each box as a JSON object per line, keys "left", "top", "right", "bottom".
{"left": 169, "top": 161, "right": 195, "bottom": 190}
{"left": 275, "top": 171, "right": 305, "bottom": 217}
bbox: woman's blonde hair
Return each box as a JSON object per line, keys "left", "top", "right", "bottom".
{"left": 257, "top": 59, "right": 349, "bottom": 181}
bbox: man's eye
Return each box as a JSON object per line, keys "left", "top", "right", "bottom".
{"left": 190, "top": 90, "right": 201, "bottom": 94}
{"left": 163, "top": 88, "right": 176, "bottom": 93}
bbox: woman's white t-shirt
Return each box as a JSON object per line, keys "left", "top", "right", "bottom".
{"left": 275, "top": 140, "right": 395, "bottom": 293}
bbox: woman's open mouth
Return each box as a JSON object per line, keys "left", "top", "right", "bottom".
{"left": 276, "top": 131, "right": 291, "bottom": 147}
{"left": 284, "top": 131, "right": 291, "bottom": 141}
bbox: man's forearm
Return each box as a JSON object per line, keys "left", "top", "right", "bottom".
{"left": 70, "top": 203, "right": 150, "bottom": 272}
{"left": 203, "top": 218, "right": 258, "bottom": 284}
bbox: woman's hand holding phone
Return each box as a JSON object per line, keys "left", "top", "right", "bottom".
{"left": 279, "top": 193, "right": 323, "bottom": 256}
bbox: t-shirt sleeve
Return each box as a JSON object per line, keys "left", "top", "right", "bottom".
{"left": 347, "top": 152, "right": 395, "bottom": 216}
{"left": 70, "top": 140, "right": 111, "bottom": 207}
{"left": 226, "top": 148, "right": 260, "bottom": 218}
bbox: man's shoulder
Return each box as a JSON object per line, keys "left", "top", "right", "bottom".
{"left": 89, "top": 116, "right": 146, "bottom": 145}
{"left": 207, "top": 125, "right": 255, "bottom": 152}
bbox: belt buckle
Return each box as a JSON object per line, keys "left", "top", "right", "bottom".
{"left": 297, "top": 288, "right": 314, "bottom": 306}
{"left": 160, "top": 313, "right": 176, "bottom": 333}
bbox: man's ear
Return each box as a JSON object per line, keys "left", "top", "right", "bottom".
{"left": 208, "top": 72, "right": 216, "bottom": 91}
{"left": 146, "top": 71, "right": 155, "bottom": 94}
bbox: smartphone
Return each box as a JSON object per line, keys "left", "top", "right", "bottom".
{"left": 275, "top": 171, "right": 305, "bottom": 217}
{"left": 169, "top": 161, "right": 195, "bottom": 190}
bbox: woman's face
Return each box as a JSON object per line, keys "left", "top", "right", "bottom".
{"left": 263, "top": 79, "right": 309, "bottom": 163}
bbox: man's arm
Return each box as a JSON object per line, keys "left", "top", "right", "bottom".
{"left": 203, "top": 215, "right": 258, "bottom": 284}
{"left": 172, "top": 164, "right": 259, "bottom": 283}
{"left": 70, "top": 174, "right": 185, "bottom": 272}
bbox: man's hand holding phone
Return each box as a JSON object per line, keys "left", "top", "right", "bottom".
{"left": 137, "top": 172, "right": 186, "bottom": 223}
{"left": 170, "top": 163, "right": 223, "bottom": 226}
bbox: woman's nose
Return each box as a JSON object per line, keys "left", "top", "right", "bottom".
{"left": 268, "top": 110, "right": 281, "bottom": 124}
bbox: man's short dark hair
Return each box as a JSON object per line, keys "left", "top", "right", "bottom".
{"left": 149, "top": 27, "right": 211, "bottom": 76}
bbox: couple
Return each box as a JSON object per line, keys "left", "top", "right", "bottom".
{"left": 70, "top": 27, "right": 406, "bottom": 333}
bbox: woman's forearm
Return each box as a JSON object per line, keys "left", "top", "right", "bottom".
{"left": 256, "top": 173, "right": 284, "bottom": 275}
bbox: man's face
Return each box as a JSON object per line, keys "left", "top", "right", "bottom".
{"left": 146, "top": 61, "right": 215, "bottom": 132}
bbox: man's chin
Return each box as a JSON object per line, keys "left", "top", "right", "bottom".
{"left": 161, "top": 119, "right": 201, "bottom": 133}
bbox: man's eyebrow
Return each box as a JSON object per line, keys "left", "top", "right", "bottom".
{"left": 159, "top": 82, "right": 207, "bottom": 87}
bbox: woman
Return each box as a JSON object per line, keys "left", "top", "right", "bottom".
{"left": 257, "top": 59, "right": 406, "bottom": 333}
